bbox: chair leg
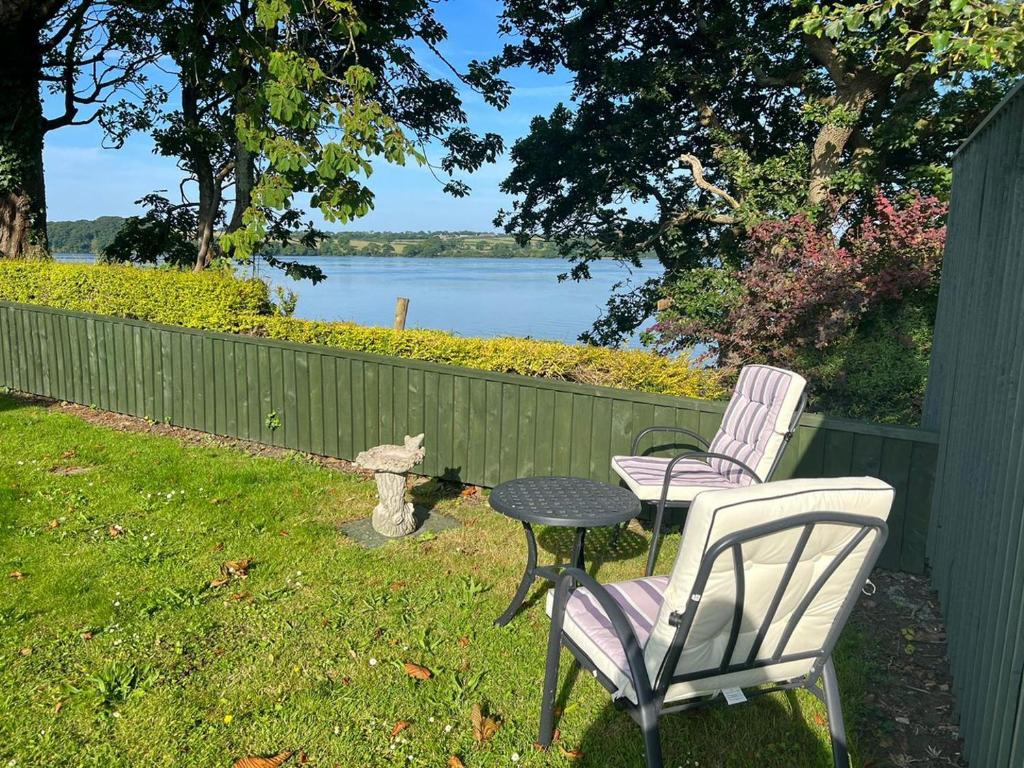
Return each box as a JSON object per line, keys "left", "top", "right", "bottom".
{"left": 822, "top": 656, "right": 849, "bottom": 768}
{"left": 539, "top": 616, "right": 564, "bottom": 747}
{"left": 645, "top": 498, "right": 667, "bottom": 577}
{"left": 639, "top": 709, "right": 663, "bottom": 768}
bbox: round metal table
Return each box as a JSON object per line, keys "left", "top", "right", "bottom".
{"left": 489, "top": 476, "right": 641, "bottom": 626}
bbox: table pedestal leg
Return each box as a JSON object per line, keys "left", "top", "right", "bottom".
{"left": 494, "top": 521, "right": 538, "bottom": 627}
{"left": 571, "top": 527, "right": 586, "bottom": 570}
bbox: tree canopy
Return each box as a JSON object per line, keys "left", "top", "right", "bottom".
{"left": 2, "top": 0, "right": 509, "bottom": 276}
{"left": 98, "top": 0, "right": 508, "bottom": 279}
{"left": 494, "top": 0, "right": 1022, "bottom": 345}
{"left": 0, "top": 1, "right": 159, "bottom": 257}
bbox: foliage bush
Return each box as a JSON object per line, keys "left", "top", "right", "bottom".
{"left": 653, "top": 191, "right": 947, "bottom": 424}
{"left": 795, "top": 303, "right": 935, "bottom": 426}
{"left": 0, "top": 261, "right": 725, "bottom": 400}
{"left": 0, "top": 261, "right": 271, "bottom": 332}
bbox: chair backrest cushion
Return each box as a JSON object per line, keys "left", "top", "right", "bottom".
{"left": 707, "top": 365, "right": 806, "bottom": 484}
{"left": 643, "top": 477, "right": 893, "bottom": 702}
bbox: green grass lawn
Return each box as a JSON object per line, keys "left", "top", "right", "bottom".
{"left": 0, "top": 393, "right": 872, "bottom": 767}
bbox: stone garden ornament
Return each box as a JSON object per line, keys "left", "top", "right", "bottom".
{"left": 355, "top": 434, "right": 426, "bottom": 537}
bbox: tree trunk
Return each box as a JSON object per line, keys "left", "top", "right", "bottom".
{"left": 180, "top": 80, "right": 221, "bottom": 272}
{"left": 808, "top": 86, "right": 876, "bottom": 207}
{"left": 0, "top": 15, "right": 49, "bottom": 258}
{"left": 225, "top": 136, "right": 253, "bottom": 234}
{"left": 194, "top": 173, "right": 221, "bottom": 271}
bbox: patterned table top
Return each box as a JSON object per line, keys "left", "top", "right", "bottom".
{"left": 489, "top": 476, "right": 640, "bottom": 527}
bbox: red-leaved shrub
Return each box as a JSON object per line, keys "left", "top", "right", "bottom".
{"left": 658, "top": 191, "right": 947, "bottom": 370}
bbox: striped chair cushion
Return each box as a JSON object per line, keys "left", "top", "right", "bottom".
{"left": 546, "top": 576, "right": 669, "bottom": 701}
{"left": 707, "top": 365, "right": 799, "bottom": 485}
{"left": 610, "top": 455, "right": 740, "bottom": 502}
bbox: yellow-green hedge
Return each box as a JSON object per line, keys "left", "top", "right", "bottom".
{"left": 237, "top": 315, "right": 725, "bottom": 398}
{"left": 0, "top": 261, "right": 271, "bottom": 332}
{"left": 0, "top": 261, "right": 725, "bottom": 399}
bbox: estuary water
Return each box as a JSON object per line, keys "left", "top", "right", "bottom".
{"left": 56, "top": 253, "right": 663, "bottom": 345}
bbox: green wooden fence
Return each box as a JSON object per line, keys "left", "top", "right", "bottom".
{"left": 0, "top": 299, "right": 937, "bottom": 572}
{"left": 922, "top": 80, "right": 1024, "bottom": 768}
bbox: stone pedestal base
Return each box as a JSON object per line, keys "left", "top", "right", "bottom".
{"left": 370, "top": 470, "right": 417, "bottom": 538}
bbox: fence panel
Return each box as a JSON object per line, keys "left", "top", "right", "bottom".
{"left": 0, "top": 300, "right": 937, "bottom": 573}
{"left": 922, "top": 80, "right": 1024, "bottom": 768}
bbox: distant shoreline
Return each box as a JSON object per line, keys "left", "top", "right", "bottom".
{"left": 50, "top": 249, "right": 565, "bottom": 259}
{"left": 47, "top": 217, "right": 570, "bottom": 259}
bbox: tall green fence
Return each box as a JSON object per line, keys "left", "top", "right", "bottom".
{"left": 922, "top": 80, "right": 1024, "bottom": 768}
{"left": 0, "top": 300, "right": 937, "bottom": 572}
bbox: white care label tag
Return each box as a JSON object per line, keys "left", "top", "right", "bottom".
{"left": 722, "top": 687, "right": 747, "bottom": 705}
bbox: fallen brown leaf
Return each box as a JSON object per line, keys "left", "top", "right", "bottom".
{"left": 80, "top": 631, "right": 94, "bottom": 641}
{"left": 391, "top": 720, "right": 411, "bottom": 738}
{"left": 457, "top": 636, "right": 470, "bottom": 648}
{"left": 108, "top": 524, "right": 124, "bottom": 538}
{"left": 403, "top": 662, "right": 432, "bottom": 681}
{"left": 559, "top": 745, "right": 583, "bottom": 760}
{"left": 448, "top": 757, "right": 466, "bottom": 768}
{"left": 19, "top": 647, "right": 32, "bottom": 656}
{"left": 279, "top": 530, "right": 289, "bottom": 537}
{"left": 389, "top": 580, "right": 408, "bottom": 591}
{"left": 54, "top": 700, "right": 63, "bottom": 714}
{"left": 471, "top": 703, "right": 500, "bottom": 743}
{"left": 209, "top": 576, "right": 230, "bottom": 589}
{"left": 232, "top": 751, "right": 293, "bottom": 768}
{"left": 222, "top": 559, "right": 253, "bottom": 579}
{"left": 46, "top": 519, "right": 60, "bottom": 530}
{"left": 460, "top": 486, "right": 479, "bottom": 497}
{"left": 214, "top": 542, "right": 225, "bottom": 552}
{"left": 8, "top": 571, "right": 25, "bottom": 580}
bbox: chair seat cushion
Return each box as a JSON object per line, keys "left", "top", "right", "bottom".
{"left": 611, "top": 455, "right": 740, "bottom": 503}
{"left": 546, "top": 576, "right": 669, "bottom": 703}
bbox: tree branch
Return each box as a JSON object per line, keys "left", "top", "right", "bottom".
{"left": 802, "top": 33, "right": 852, "bottom": 88}
{"left": 678, "top": 153, "right": 740, "bottom": 209}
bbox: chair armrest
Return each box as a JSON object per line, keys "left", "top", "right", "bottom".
{"left": 664, "top": 451, "right": 764, "bottom": 487}
{"left": 549, "top": 567, "right": 655, "bottom": 698}
{"left": 630, "top": 426, "right": 710, "bottom": 456}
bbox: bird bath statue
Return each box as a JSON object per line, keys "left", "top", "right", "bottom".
{"left": 355, "top": 434, "right": 426, "bottom": 538}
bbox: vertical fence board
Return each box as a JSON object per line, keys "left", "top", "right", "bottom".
{"left": 268, "top": 346, "right": 285, "bottom": 447}
{"left": 533, "top": 387, "right": 555, "bottom": 478}
{"left": 483, "top": 380, "right": 503, "bottom": 487}
{"left": 516, "top": 385, "right": 537, "bottom": 480}
{"left": 308, "top": 353, "right": 324, "bottom": 455}
{"left": 335, "top": 357, "right": 353, "bottom": 458}
{"left": 452, "top": 375, "right": 471, "bottom": 480}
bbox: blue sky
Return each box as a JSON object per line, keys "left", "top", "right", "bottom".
{"left": 42, "top": 1, "right": 570, "bottom": 231}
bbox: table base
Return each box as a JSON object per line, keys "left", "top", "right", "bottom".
{"left": 494, "top": 522, "right": 586, "bottom": 627}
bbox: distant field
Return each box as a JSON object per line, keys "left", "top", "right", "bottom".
{"left": 46, "top": 218, "right": 558, "bottom": 258}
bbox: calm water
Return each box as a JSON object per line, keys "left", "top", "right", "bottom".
{"left": 57, "top": 253, "right": 663, "bottom": 345}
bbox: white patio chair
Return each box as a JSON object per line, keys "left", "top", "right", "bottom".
{"left": 539, "top": 476, "right": 893, "bottom": 768}
{"left": 612, "top": 364, "right": 808, "bottom": 575}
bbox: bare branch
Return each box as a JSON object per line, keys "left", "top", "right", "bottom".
{"left": 678, "top": 153, "right": 740, "bottom": 210}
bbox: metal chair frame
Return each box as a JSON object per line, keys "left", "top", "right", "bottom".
{"left": 635, "top": 390, "right": 809, "bottom": 576}
{"left": 540, "top": 510, "right": 887, "bottom": 768}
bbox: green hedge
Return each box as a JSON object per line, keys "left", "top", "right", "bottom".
{"left": 0, "top": 261, "right": 725, "bottom": 400}
{"left": 0, "top": 261, "right": 271, "bottom": 331}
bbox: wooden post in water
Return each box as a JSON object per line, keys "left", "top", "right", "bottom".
{"left": 394, "top": 297, "right": 410, "bottom": 331}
